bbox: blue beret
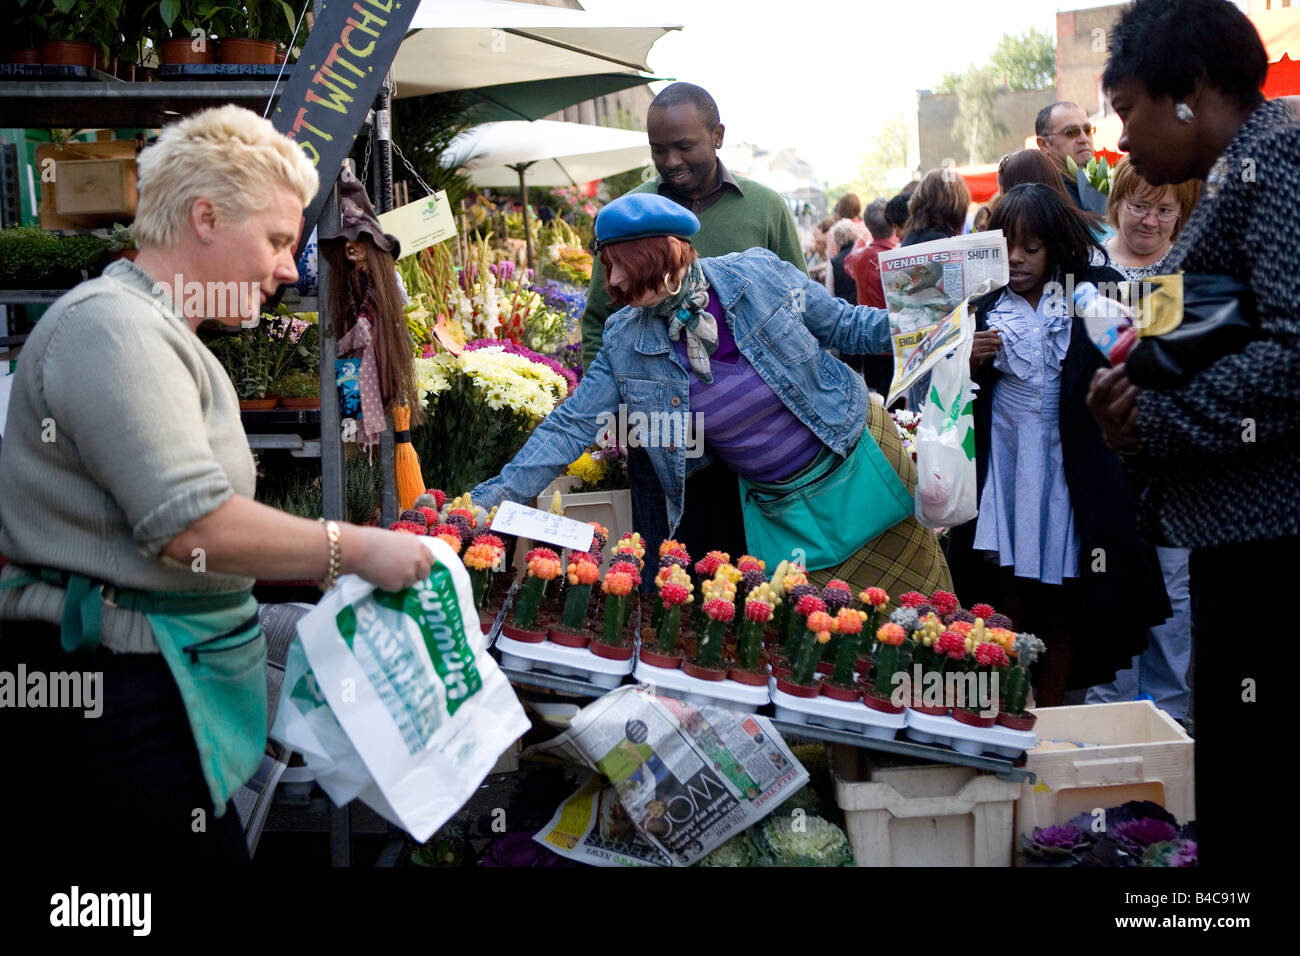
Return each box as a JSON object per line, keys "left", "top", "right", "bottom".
{"left": 595, "top": 193, "right": 700, "bottom": 249}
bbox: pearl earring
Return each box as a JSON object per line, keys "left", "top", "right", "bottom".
{"left": 1175, "top": 103, "right": 1194, "bottom": 124}
{"left": 203, "top": 236, "right": 213, "bottom": 244}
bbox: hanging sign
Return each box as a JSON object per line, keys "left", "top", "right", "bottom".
{"left": 378, "top": 191, "right": 458, "bottom": 260}
{"left": 270, "top": 0, "right": 420, "bottom": 239}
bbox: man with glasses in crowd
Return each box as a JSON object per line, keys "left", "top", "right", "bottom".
{"left": 1034, "top": 101, "right": 1107, "bottom": 213}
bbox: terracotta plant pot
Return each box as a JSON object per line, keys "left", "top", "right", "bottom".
{"left": 41, "top": 41, "right": 96, "bottom": 69}
{"left": 500, "top": 622, "right": 547, "bottom": 644}
{"left": 638, "top": 646, "right": 683, "bottom": 670}
{"left": 478, "top": 612, "right": 498, "bottom": 635}
{"left": 115, "top": 60, "right": 135, "bottom": 81}
{"left": 547, "top": 625, "right": 590, "bottom": 649}
{"left": 771, "top": 663, "right": 792, "bottom": 680}
{"left": 911, "top": 703, "right": 951, "bottom": 717}
{"left": 279, "top": 397, "right": 320, "bottom": 409}
{"left": 819, "top": 681, "right": 861, "bottom": 703}
{"left": 682, "top": 660, "right": 727, "bottom": 682}
{"left": 219, "top": 38, "right": 278, "bottom": 64}
{"left": 727, "top": 667, "right": 769, "bottom": 686}
{"left": 996, "top": 710, "right": 1037, "bottom": 732}
{"left": 862, "top": 689, "right": 904, "bottom": 714}
{"left": 238, "top": 398, "right": 278, "bottom": 410}
{"left": 160, "top": 36, "right": 215, "bottom": 65}
{"left": 589, "top": 638, "right": 633, "bottom": 661}
{"left": 815, "top": 660, "right": 835, "bottom": 677}
{"left": 8, "top": 49, "right": 42, "bottom": 65}
{"left": 952, "top": 707, "right": 997, "bottom": 728}
{"left": 774, "top": 676, "right": 820, "bottom": 699}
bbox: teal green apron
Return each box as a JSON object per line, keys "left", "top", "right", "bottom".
{"left": 737, "top": 426, "right": 913, "bottom": 572}
{"left": 1, "top": 567, "right": 266, "bottom": 814}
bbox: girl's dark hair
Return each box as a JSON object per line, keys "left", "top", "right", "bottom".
{"left": 1103, "top": 0, "right": 1267, "bottom": 110}
{"left": 987, "top": 184, "right": 1104, "bottom": 284}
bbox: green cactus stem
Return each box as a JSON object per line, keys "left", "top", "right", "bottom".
{"left": 657, "top": 603, "right": 683, "bottom": 654}
{"left": 512, "top": 575, "right": 547, "bottom": 627}
{"left": 697, "top": 617, "right": 727, "bottom": 668}
{"left": 1004, "top": 664, "right": 1031, "bottom": 715}
{"left": 873, "top": 643, "right": 903, "bottom": 697}
{"left": 830, "top": 630, "right": 863, "bottom": 686}
{"left": 771, "top": 600, "right": 791, "bottom": 644}
{"left": 736, "top": 619, "right": 764, "bottom": 670}
{"left": 561, "top": 583, "right": 593, "bottom": 630}
{"left": 468, "top": 568, "right": 490, "bottom": 609}
{"left": 602, "top": 593, "right": 628, "bottom": 646}
{"left": 790, "top": 630, "right": 824, "bottom": 686}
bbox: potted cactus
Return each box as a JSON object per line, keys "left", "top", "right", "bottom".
{"left": 864, "top": 622, "right": 908, "bottom": 714}
{"left": 771, "top": 591, "right": 824, "bottom": 679}
{"left": 463, "top": 533, "right": 506, "bottom": 613}
{"left": 820, "top": 608, "right": 869, "bottom": 701}
{"left": 684, "top": 577, "right": 735, "bottom": 681}
{"left": 775, "top": 607, "right": 834, "bottom": 698}
{"left": 501, "top": 547, "right": 561, "bottom": 643}
{"left": 548, "top": 552, "right": 601, "bottom": 648}
{"left": 815, "top": 580, "right": 855, "bottom": 675}
{"left": 639, "top": 565, "right": 693, "bottom": 669}
{"left": 648, "top": 542, "right": 691, "bottom": 631}
{"left": 903, "top": 609, "right": 955, "bottom": 715}
{"left": 590, "top": 562, "right": 637, "bottom": 661}
{"left": 728, "top": 582, "right": 777, "bottom": 686}
{"left": 998, "top": 632, "right": 1046, "bottom": 730}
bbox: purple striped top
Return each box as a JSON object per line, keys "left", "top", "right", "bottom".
{"left": 672, "top": 291, "right": 822, "bottom": 482}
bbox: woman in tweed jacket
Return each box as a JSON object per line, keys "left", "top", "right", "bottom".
{"left": 1089, "top": 0, "right": 1298, "bottom": 868}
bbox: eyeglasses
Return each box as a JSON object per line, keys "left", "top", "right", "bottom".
{"left": 1123, "top": 201, "right": 1179, "bottom": 223}
{"left": 1050, "top": 124, "right": 1095, "bottom": 139}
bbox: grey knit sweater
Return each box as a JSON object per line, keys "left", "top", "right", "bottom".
{"left": 1131, "top": 99, "right": 1300, "bottom": 548}
{"left": 0, "top": 259, "right": 256, "bottom": 653}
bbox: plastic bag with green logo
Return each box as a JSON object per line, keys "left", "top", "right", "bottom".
{"left": 914, "top": 310, "right": 978, "bottom": 530}
{"left": 271, "top": 537, "right": 529, "bottom": 842}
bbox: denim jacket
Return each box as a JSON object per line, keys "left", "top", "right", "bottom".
{"left": 471, "top": 247, "right": 893, "bottom": 532}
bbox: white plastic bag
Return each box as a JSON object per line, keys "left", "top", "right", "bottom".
{"left": 914, "top": 307, "right": 979, "bottom": 529}
{"left": 270, "top": 537, "right": 529, "bottom": 842}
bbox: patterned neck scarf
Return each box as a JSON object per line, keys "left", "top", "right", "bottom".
{"left": 650, "top": 259, "right": 716, "bottom": 383}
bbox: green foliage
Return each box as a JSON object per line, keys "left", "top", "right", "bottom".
{"left": 254, "top": 449, "right": 380, "bottom": 525}
{"left": 272, "top": 370, "right": 318, "bottom": 398}
{"left": 952, "top": 67, "right": 1010, "bottom": 165}
{"left": 0, "top": 227, "right": 111, "bottom": 283}
{"left": 989, "top": 28, "right": 1056, "bottom": 92}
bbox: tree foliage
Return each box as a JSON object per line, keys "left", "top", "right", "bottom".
{"left": 826, "top": 113, "right": 909, "bottom": 209}
{"left": 952, "top": 67, "right": 1010, "bottom": 165}
{"left": 989, "top": 28, "right": 1057, "bottom": 92}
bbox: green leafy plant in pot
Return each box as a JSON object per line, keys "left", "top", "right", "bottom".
{"left": 998, "top": 632, "right": 1045, "bottom": 731}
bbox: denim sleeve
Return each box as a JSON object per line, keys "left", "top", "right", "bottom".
{"left": 774, "top": 255, "right": 892, "bottom": 355}
{"left": 470, "top": 346, "right": 623, "bottom": 510}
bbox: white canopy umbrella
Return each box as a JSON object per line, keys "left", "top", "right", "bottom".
{"left": 443, "top": 119, "right": 652, "bottom": 266}
{"left": 394, "top": 0, "right": 681, "bottom": 100}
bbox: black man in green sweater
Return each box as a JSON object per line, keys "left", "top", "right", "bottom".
{"left": 579, "top": 83, "right": 808, "bottom": 571}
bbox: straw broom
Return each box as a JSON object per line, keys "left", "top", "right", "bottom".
{"left": 392, "top": 403, "right": 424, "bottom": 512}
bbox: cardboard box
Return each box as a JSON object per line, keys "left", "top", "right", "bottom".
{"left": 53, "top": 158, "right": 137, "bottom": 217}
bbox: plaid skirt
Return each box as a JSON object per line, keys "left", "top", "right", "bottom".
{"left": 805, "top": 398, "right": 953, "bottom": 608}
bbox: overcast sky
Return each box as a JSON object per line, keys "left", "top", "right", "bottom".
{"left": 578, "top": 0, "right": 1107, "bottom": 186}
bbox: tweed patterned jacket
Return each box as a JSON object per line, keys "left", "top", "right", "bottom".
{"left": 1130, "top": 99, "right": 1300, "bottom": 548}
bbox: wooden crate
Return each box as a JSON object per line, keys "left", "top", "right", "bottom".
{"left": 36, "top": 140, "right": 139, "bottom": 228}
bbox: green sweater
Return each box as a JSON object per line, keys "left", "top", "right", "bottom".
{"left": 580, "top": 172, "right": 807, "bottom": 367}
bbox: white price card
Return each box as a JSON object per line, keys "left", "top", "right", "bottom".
{"left": 490, "top": 501, "right": 595, "bottom": 553}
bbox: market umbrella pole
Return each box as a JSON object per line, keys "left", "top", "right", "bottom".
{"left": 510, "top": 161, "right": 537, "bottom": 270}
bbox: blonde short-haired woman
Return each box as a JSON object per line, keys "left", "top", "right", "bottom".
{"left": 0, "top": 106, "right": 433, "bottom": 864}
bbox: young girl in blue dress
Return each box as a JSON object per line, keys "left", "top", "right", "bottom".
{"left": 946, "top": 184, "right": 1169, "bottom": 705}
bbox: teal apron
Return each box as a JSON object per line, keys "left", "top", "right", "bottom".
{"left": 737, "top": 426, "right": 913, "bottom": 572}
{"left": 1, "top": 567, "right": 266, "bottom": 814}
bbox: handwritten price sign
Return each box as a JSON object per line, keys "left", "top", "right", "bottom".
{"left": 490, "top": 502, "right": 595, "bottom": 553}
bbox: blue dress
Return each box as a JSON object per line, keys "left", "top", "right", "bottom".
{"left": 971, "top": 287, "right": 1081, "bottom": 583}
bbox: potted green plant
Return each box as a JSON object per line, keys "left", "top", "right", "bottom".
{"left": 548, "top": 551, "right": 600, "bottom": 648}
{"left": 0, "top": 226, "right": 111, "bottom": 288}
{"left": 590, "top": 561, "right": 637, "bottom": 662}
{"left": 155, "top": 0, "right": 231, "bottom": 65}
{"left": 37, "top": 0, "right": 123, "bottom": 70}
{"left": 683, "top": 577, "right": 734, "bottom": 681}
{"left": 221, "top": 0, "right": 297, "bottom": 64}
{"left": 273, "top": 370, "right": 319, "bottom": 409}
{"left": 775, "top": 604, "right": 833, "bottom": 699}
{"left": 501, "top": 547, "right": 561, "bottom": 643}
{"left": 727, "top": 581, "right": 776, "bottom": 686}
{"left": 638, "top": 564, "right": 692, "bottom": 669}
{"left": 10, "top": 0, "right": 47, "bottom": 64}
{"left": 998, "top": 632, "right": 1045, "bottom": 731}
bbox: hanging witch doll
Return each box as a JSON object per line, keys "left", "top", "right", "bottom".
{"left": 319, "top": 170, "right": 424, "bottom": 447}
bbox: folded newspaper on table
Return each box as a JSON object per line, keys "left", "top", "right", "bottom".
{"left": 270, "top": 537, "right": 530, "bottom": 843}
{"left": 878, "top": 230, "right": 1009, "bottom": 404}
{"left": 527, "top": 685, "right": 808, "bottom": 867}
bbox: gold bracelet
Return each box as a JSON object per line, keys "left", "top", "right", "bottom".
{"left": 318, "top": 518, "right": 342, "bottom": 591}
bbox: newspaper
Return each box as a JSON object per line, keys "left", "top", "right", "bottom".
{"left": 535, "top": 773, "right": 673, "bottom": 867}
{"left": 527, "top": 685, "right": 807, "bottom": 867}
{"left": 878, "top": 230, "right": 1008, "bottom": 404}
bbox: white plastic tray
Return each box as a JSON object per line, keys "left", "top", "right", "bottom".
{"left": 903, "top": 709, "right": 1037, "bottom": 758}
{"left": 495, "top": 633, "right": 633, "bottom": 689}
{"left": 634, "top": 661, "right": 771, "bottom": 712}
{"left": 769, "top": 685, "right": 906, "bottom": 739}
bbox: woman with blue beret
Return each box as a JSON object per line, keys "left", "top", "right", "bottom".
{"left": 472, "top": 192, "right": 952, "bottom": 601}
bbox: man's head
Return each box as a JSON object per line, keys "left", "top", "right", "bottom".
{"left": 1035, "top": 101, "right": 1095, "bottom": 170}
{"left": 647, "top": 83, "right": 724, "bottom": 200}
{"left": 864, "top": 199, "right": 891, "bottom": 240}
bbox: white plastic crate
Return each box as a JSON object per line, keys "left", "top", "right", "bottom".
{"left": 832, "top": 755, "right": 1021, "bottom": 866}
{"left": 511, "top": 479, "right": 635, "bottom": 574}
{"left": 1016, "top": 701, "right": 1194, "bottom": 845}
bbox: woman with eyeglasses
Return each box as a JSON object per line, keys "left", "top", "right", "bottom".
{"left": 1102, "top": 158, "right": 1201, "bottom": 281}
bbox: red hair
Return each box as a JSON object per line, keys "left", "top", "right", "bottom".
{"left": 600, "top": 236, "right": 697, "bottom": 303}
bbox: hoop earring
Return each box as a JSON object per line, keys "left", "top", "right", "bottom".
{"left": 664, "top": 272, "right": 682, "bottom": 296}
{"left": 1175, "top": 102, "right": 1194, "bottom": 124}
